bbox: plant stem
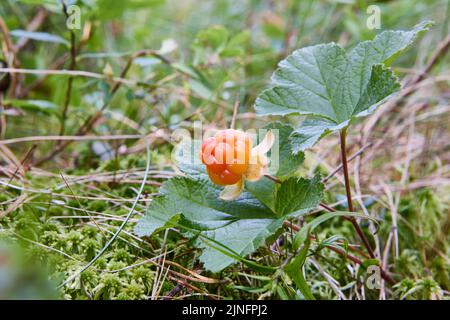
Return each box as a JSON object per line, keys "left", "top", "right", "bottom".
{"left": 268, "top": 173, "right": 394, "bottom": 284}
{"left": 264, "top": 174, "right": 281, "bottom": 184}
{"left": 323, "top": 142, "right": 373, "bottom": 183}
{"left": 327, "top": 245, "right": 394, "bottom": 285}
{"left": 339, "top": 128, "right": 376, "bottom": 259}
{"left": 229, "top": 98, "right": 239, "bottom": 129}
{"left": 283, "top": 221, "right": 394, "bottom": 285}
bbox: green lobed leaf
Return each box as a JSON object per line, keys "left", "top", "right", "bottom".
{"left": 245, "top": 178, "right": 276, "bottom": 212}
{"left": 255, "top": 21, "right": 432, "bottom": 153}
{"left": 135, "top": 173, "right": 323, "bottom": 272}
{"left": 134, "top": 176, "right": 274, "bottom": 237}
{"left": 264, "top": 122, "right": 304, "bottom": 177}
{"left": 137, "top": 120, "right": 322, "bottom": 272}
{"left": 289, "top": 117, "right": 347, "bottom": 154}
{"left": 275, "top": 175, "right": 324, "bottom": 217}
{"left": 245, "top": 122, "right": 304, "bottom": 210}
{"left": 198, "top": 218, "right": 285, "bottom": 272}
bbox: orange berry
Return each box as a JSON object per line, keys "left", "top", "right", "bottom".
{"left": 227, "top": 160, "right": 248, "bottom": 175}
{"left": 215, "top": 129, "right": 238, "bottom": 144}
{"left": 201, "top": 129, "right": 253, "bottom": 186}
{"left": 220, "top": 169, "right": 242, "bottom": 185}
{"left": 207, "top": 157, "right": 227, "bottom": 174}
{"left": 234, "top": 140, "right": 250, "bottom": 164}
{"left": 207, "top": 168, "right": 227, "bottom": 185}
{"left": 214, "top": 142, "right": 235, "bottom": 164}
{"left": 207, "top": 167, "right": 241, "bottom": 186}
{"left": 200, "top": 137, "right": 216, "bottom": 164}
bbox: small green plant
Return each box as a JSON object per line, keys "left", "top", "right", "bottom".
{"left": 135, "top": 21, "right": 433, "bottom": 298}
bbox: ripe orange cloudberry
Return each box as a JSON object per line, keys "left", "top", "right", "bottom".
{"left": 200, "top": 129, "right": 252, "bottom": 186}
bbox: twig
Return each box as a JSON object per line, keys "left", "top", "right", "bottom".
{"left": 353, "top": 134, "right": 382, "bottom": 262}
{"left": 17, "top": 22, "right": 92, "bottom": 99}
{"left": 0, "top": 134, "right": 142, "bottom": 145}
{"left": 340, "top": 129, "right": 355, "bottom": 213}
{"left": 0, "top": 16, "right": 18, "bottom": 137}
{"left": 267, "top": 140, "right": 377, "bottom": 263}
{"left": 0, "top": 93, "right": 6, "bottom": 139}
{"left": 167, "top": 275, "right": 209, "bottom": 296}
{"left": 59, "top": 172, "right": 107, "bottom": 237}
{"left": 0, "top": 67, "right": 137, "bottom": 86}
{"left": 17, "top": 54, "right": 69, "bottom": 98}
{"left": 283, "top": 220, "right": 369, "bottom": 259}
{"left": 264, "top": 174, "right": 281, "bottom": 184}
{"left": 327, "top": 244, "right": 394, "bottom": 285}
{"left": 6, "top": 144, "right": 36, "bottom": 185}
{"left": 265, "top": 173, "right": 375, "bottom": 257}
{"left": 406, "top": 35, "right": 450, "bottom": 86}
{"left": 230, "top": 98, "right": 239, "bottom": 129}
{"left": 14, "top": 8, "right": 48, "bottom": 51}
{"left": 164, "top": 283, "right": 185, "bottom": 299}
{"left": 0, "top": 193, "right": 28, "bottom": 218}
{"left": 0, "top": 16, "right": 18, "bottom": 100}
{"left": 58, "top": 1, "right": 78, "bottom": 138}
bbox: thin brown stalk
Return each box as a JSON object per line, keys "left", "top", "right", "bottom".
{"left": 59, "top": 172, "right": 107, "bottom": 238}
{"left": 0, "top": 134, "right": 142, "bottom": 145}
{"left": 15, "top": 8, "right": 48, "bottom": 51}
{"left": 6, "top": 144, "right": 36, "bottom": 185}
{"left": 323, "top": 142, "right": 373, "bottom": 183}
{"left": 0, "top": 16, "right": 18, "bottom": 137}
{"left": 18, "top": 22, "right": 92, "bottom": 99}
{"left": 0, "top": 16, "right": 17, "bottom": 99}
{"left": 230, "top": 98, "right": 239, "bottom": 129}
{"left": 264, "top": 174, "right": 281, "bottom": 184}
{"left": 58, "top": 1, "right": 78, "bottom": 138}
{"left": 327, "top": 245, "right": 394, "bottom": 285}
{"left": 407, "top": 35, "right": 450, "bottom": 86}
{"left": 340, "top": 128, "right": 376, "bottom": 259}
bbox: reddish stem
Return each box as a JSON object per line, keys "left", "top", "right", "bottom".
{"left": 340, "top": 128, "right": 376, "bottom": 259}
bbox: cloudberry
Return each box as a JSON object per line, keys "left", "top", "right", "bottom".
{"left": 200, "top": 129, "right": 252, "bottom": 185}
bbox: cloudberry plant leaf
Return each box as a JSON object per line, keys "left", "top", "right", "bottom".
{"left": 198, "top": 218, "right": 285, "bottom": 272}
{"left": 255, "top": 21, "right": 432, "bottom": 153}
{"left": 245, "top": 122, "right": 304, "bottom": 210}
{"left": 134, "top": 173, "right": 323, "bottom": 272}
{"left": 275, "top": 175, "right": 323, "bottom": 217}
{"left": 264, "top": 122, "right": 304, "bottom": 177}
